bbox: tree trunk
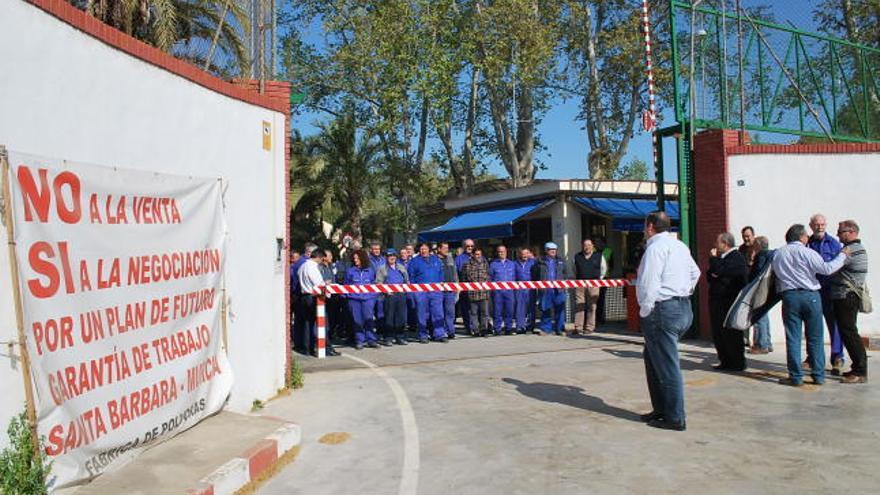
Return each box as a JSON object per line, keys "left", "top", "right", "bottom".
{"left": 583, "top": 1, "right": 611, "bottom": 179}
{"left": 515, "top": 85, "right": 536, "bottom": 184}
{"left": 486, "top": 82, "right": 518, "bottom": 182}
{"left": 415, "top": 95, "right": 429, "bottom": 168}
{"left": 462, "top": 67, "right": 479, "bottom": 195}
{"left": 840, "top": 0, "right": 859, "bottom": 41}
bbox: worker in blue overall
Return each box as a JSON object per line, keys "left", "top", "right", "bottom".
{"left": 534, "top": 242, "right": 569, "bottom": 335}
{"left": 489, "top": 245, "right": 517, "bottom": 335}
{"left": 437, "top": 242, "right": 459, "bottom": 339}
{"left": 344, "top": 250, "right": 380, "bottom": 350}
{"left": 455, "top": 239, "right": 476, "bottom": 335}
{"left": 408, "top": 243, "right": 448, "bottom": 343}
{"left": 368, "top": 242, "right": 385, "bottom": 335}
{"left": 515, "top": 247, "right": 536, "bottom": 334}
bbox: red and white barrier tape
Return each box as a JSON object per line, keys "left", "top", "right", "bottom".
{"left": 311, "top": 278, "right": 633, "bottom": 359}
{"left": 319, "top": 278, "right": 630, "bottom": 295}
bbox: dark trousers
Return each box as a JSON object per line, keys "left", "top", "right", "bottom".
{"left": 597, "top": 287, "right": 607, "bottom": 324}
{"left": 710, "top": 295, "right": 745, "bottom": 370}
{"left": 641, "top": 297, "right": 693, "bottom": 424}
{"left": 833, "top": 292, "right": 867, "bottom": 376}
{"left": 458, "top": 293, "right": 473, "bottom": 333}
{"left": 469, "top": 298, "right": 490, "bottom": 335}
{"left": 298, "top": 294, "right": 317, "bottom": 354}
{"left": 383, "top": 294, "right": 408, "bottom": 340}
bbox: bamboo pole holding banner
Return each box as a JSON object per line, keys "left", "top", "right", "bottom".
{"left": 1, "top": 145, "right": 41, "bottom": 455}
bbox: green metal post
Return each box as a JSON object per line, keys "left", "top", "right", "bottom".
{"left": 676, "top": 124, "right": 691, "bottom": 247}
{"left": 715, "top": 15, "right": 728, "bottom": 125}
{"left": 862, "top": 49, "right": 871, "bottom": 138}
{"left": 758, "top": 30, "right": 767, "bottom": 126}
{"left": 670, "top": 2, "right": 683, "bottom": 122}
{"left": 830, "top": 43, "right": 837, "bottom": 133}
{"left": 795, "top": 33, "right": 804, "bottom": 132}
{"left": 655, "top": 134, "right": 666, "bottom": 212}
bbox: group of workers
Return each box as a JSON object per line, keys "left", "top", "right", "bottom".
{"left": 290, "top": 237, "right": 613, "bottom": 356}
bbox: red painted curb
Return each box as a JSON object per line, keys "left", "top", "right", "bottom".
{"left": 186, "top": 423, "right": 301, "bottom": 495}
{"left": 242, "top": 439, "right": 279, "bottom": 480}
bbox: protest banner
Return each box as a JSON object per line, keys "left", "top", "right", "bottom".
{"left": 2, "top": 149, "right": 233, "bottom": 489}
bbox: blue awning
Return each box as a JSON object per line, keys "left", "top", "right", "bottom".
{"left": 574, "top": 197, "right": 679, "bottom": 232}
{"left": 418, "top": 199, "right": 551, "bottom": 243}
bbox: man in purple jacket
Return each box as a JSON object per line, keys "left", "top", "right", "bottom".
{"left": 807, "top": 213, "right": 845, "bottom": 374}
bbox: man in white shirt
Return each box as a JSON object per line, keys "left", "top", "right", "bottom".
{"left": 636, "top": 211, "right": 700, "bottom": 431}
{"left": 298, "top": 250, "right": 330, "bottom": 357}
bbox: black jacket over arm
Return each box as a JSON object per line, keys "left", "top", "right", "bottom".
{"left": 708, "top": 249, "right": 749, "bottom": 301}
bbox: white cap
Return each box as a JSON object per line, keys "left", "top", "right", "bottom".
{"left": 544, "top": 242, "right": 558, "bottom": 250}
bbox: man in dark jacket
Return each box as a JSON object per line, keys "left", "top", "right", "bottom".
{"left": 573, "top": 238, "right": 606, "bottom": 335}
{"left": 533, "top": 242, "right": 568, "bottom": 335}
{"left": 708, "top": 232, "right": 749, "bottom": 371}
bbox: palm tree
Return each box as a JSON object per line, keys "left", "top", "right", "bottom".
{"left": 294, "top": 114, "right": 382, "bottom": 242}
{"left": 70, "top": 0, "right": 250, "bottom": 76}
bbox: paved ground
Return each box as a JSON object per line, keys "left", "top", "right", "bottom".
{"left": 259, "top": 328, "right": 879, "bottom": 495}
{"left": 67, "top": 412, "right": 287, "bottom": 495}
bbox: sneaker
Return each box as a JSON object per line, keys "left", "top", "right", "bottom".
{"left": 842, "top": 374, "right": 867, "bottom": 384}
{"left": 395, "top": 337, "right": 408, "bottom": 345}
{"left": 366, "top": 342, "right": 380, "bottom": 349}
{"left": 419, "top": 338, "right": 429, "bottom": 344}
{"left": 831, "top": 359, "right": 843, "bottom": 376}
{"left": 354, "top": 344, "right": 364, "bottom": 350}
{"left": 380, "top": 339, "right": 393, "bottom": 347}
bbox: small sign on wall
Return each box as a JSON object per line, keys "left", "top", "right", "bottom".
{"left": 262, "top": 121, "right": 272, "bottom": 150}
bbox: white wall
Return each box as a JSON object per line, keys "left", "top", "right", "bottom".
{"left": 0, "top": 0, "right": 288, "bottom": 446}
{"left": 727, "top": 152, "right": 880, "bottom": 341}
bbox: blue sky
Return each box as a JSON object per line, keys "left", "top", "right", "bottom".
{"left": 288, "top": 1, "right": 826, "bottom": 182}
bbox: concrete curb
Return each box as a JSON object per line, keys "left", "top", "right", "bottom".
{"left": 186, "top": 422, "right": 301, "bottom": 495}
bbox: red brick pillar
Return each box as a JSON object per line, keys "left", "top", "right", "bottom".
{"left": 692, "top": 129, "right": 748, "bottom": 339}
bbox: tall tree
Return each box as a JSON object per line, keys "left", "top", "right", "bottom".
{"left": 280, "top": 0, "right": 434, "bottom": 235}
{"left": 559, "top": 0, "right": 670, "bottom": 179}
{"left": 471, "top": 0, "right": 560, "bottom": 187}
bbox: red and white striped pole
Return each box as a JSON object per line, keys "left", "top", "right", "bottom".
{"left": 641, "top": 0, "right": 661, "bottom": 201}
{"left": 315, "top": 295, "right": 326, "bottom": 359}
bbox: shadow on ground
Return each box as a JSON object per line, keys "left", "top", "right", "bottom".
{"left": 601, "top": 346, "right": 800, "bottom": 384}
{"left": 502, "top": 378, "right": 642, "bottom": 422}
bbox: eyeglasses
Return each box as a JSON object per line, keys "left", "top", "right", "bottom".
{"left": 837, "top": 229, "right": 853, "bottom": 234}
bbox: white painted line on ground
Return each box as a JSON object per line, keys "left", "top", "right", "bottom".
{"left": 343, "top": 353, "right": 420, "bottom": 495}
